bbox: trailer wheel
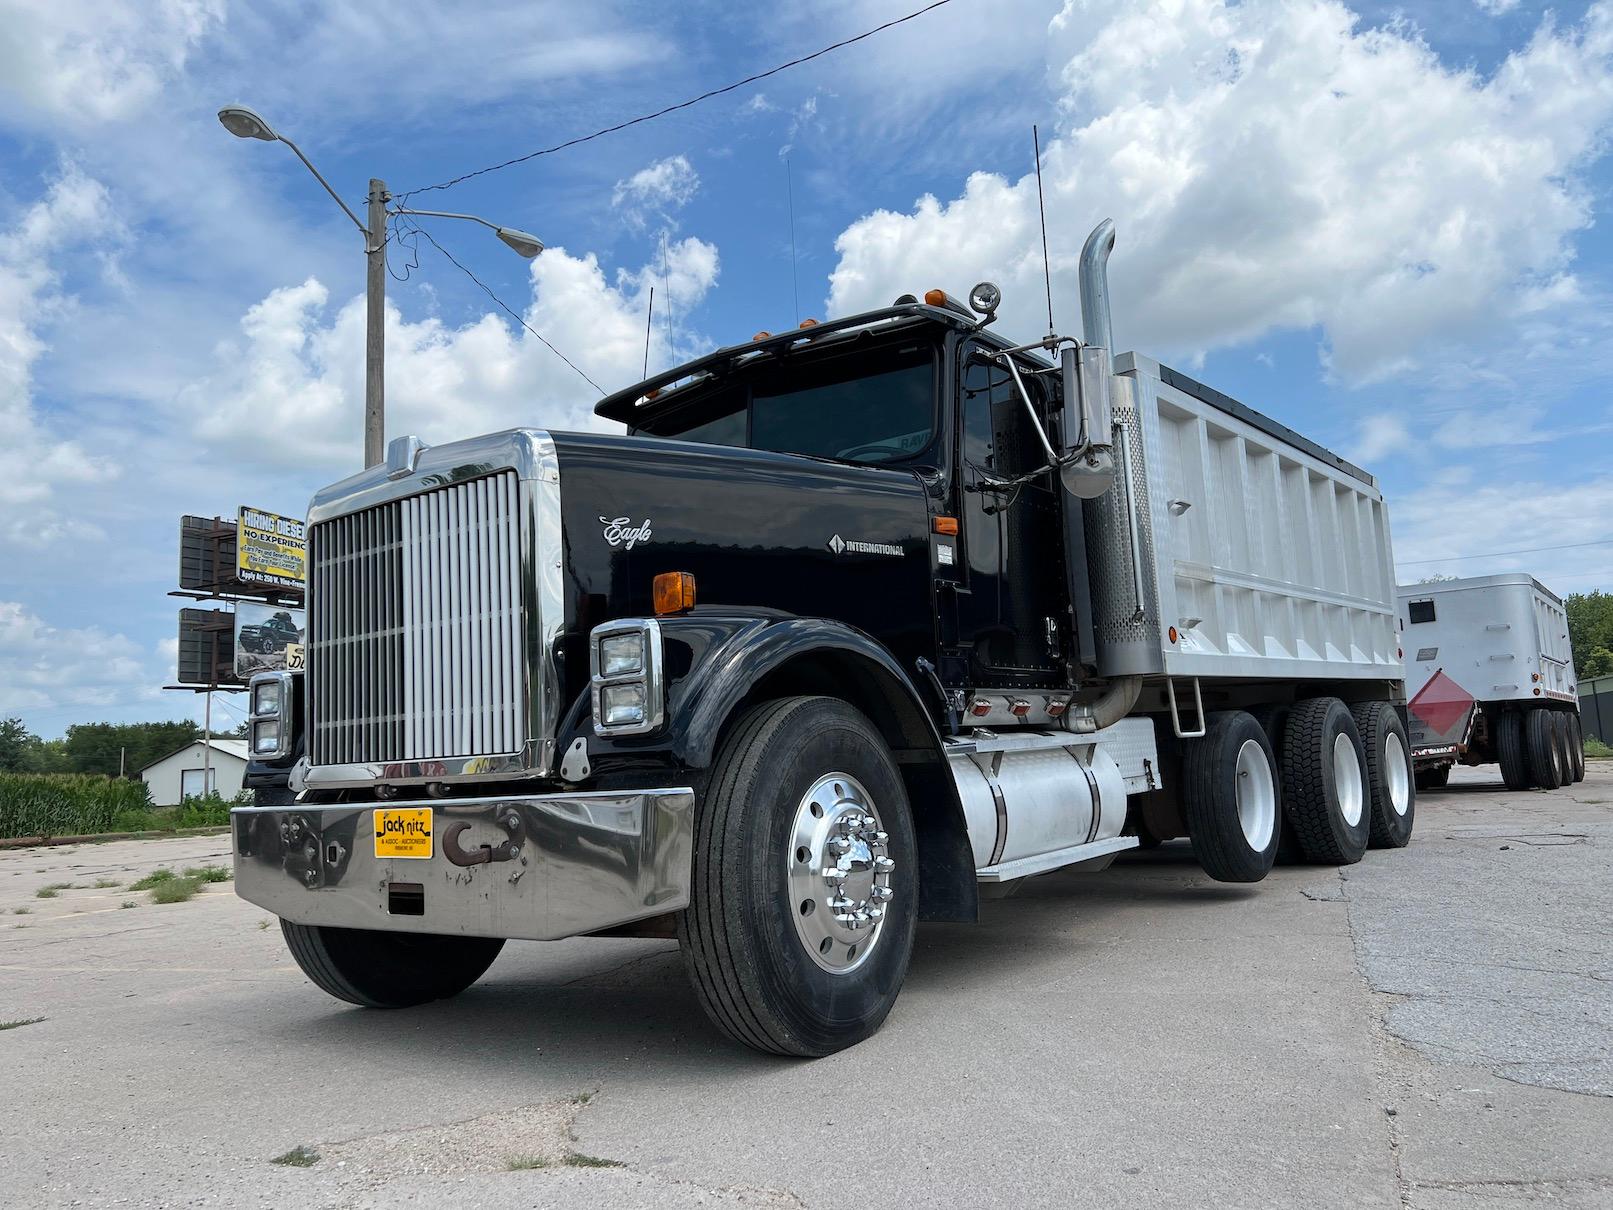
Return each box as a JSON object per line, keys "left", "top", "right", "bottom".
{"left": 1414, "top": 765, "right": 1449, "bottom": 792}
{"left": 1526, "top": 708, "right": 1563, "bottom": 789}
{"left": 1351, "top": 701, "right": 1415, "bottom": 849}
{"left": 1569, "top": 714, "right": 1586, "bottom": 783}
{"left": 1495, "top": 711, "right": 1531, "bottom": 790}
{"left": 1550, "top": 712, "right": 1578, "bottom": 785}
{"left": 677, "top": 696, "right": 917, "bottom": 1057}
{"left": 279, "top": 921, "right": 504, "bottom": 1008}
{"left": 1279, "top": 697, "right": 1369, "bottom": 864}
{"left": 1180, "top": 711, "right": 1280, "bottom": 883}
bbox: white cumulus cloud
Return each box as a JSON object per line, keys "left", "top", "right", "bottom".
{"left": 176, "top": 238, "right": 721, "bottom": 471}
{"left": 0, "top": 600, "right": 153, "bottom": 714}
{"left": 828, "top": 0, "right": 1613, "bottom": 381}
{"left": 0, "top": 166, "right": 124, "bottom": 547}
{"left": 612, "top": 155, "right": 702, "bottom": 230}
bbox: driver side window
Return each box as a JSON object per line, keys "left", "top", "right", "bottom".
{"left": 962, "top": 354, "right": 1043, "bottom": 480}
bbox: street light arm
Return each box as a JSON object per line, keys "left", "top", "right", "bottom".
{"left": 390, "top": 207, "right": 499, "bottom": 232}
{"left": 276, "top": 134, "right": 369, "bottom": 239}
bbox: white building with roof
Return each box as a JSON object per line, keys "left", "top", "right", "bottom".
{"left": 139, "top": 739, "right": 250, "bottom": 806}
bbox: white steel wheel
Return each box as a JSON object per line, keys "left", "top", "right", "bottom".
{"left": 1333, "top": 731, "right": 1365, "bottom": 827}
{"left": 787, "top": 772, "right": 895, "bottom": 974}
{"left": 1234, "top": 739, "right": 1277, "bottom": 851}
{"left": 1181, "top": 711, "right": 1280, "bottom": 884}
{"left": 1384, "top": 732, "right": 1411, "bottom": 817}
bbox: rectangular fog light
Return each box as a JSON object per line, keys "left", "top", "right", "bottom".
{"left": 601, "top": 683, "right": 646, "bottom": 727}
{"left": 252, "top": 720, "right": 281, "bottom": 754}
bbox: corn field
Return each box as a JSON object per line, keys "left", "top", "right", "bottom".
{"left": 0, "top": 773, "right": 153, "bottom": 840}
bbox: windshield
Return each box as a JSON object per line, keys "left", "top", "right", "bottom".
{"left": 631, "top": 341, "right": 936, "bottom": 465}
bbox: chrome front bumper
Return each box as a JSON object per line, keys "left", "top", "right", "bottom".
{"left": 232, "top": 788, "right": 694, "bottom": 942}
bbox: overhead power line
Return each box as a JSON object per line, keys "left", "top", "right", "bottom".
{"left": 1397, "top": 538, "right": 1613, "bottom": 566}
{"left": 405, "top": 218, "right": 605, "bottom": 395}
{"left": 398, "top": 0, "right": 956, "bottom": 197}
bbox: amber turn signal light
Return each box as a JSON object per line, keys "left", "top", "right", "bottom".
{"left": 932, "top": 515, "right": 959, "bottom": 536}
{"left": 653, "top": 571, "right": 696, "bottom": 616}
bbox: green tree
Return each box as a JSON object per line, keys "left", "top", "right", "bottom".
{"left": 1566, "top": 591, "right": 1613, "bottom": 678}
{"left": 0, "top": 718, "right": 31, "bottom": 772}
{"left": 1584, "top": 647, "right": 1613, "bottom": 680}
{"left": 62, "top": 721, "right": 200, "bottom": 778}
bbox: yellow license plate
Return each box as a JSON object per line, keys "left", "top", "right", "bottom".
{"left": 374, "top": 807, "right": 433, "bottom": 859}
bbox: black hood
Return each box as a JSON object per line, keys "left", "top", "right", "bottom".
{"left": 549, "top": 430, "right": 934, "bottom": 698}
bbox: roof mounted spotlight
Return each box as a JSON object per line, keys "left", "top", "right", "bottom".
{"left": 968, "top": 281, "right": 1002, "bottom": 323}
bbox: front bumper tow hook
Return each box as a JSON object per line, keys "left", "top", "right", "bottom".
{"left": 441, "top": 818, "right": 522, "bottom": 867}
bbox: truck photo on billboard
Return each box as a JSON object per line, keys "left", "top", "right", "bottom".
{"left": 234, "top": 602, "right": 306, "bottom": 679}
{"left": 237, "top": 506, "right": 306, "bottom": 589}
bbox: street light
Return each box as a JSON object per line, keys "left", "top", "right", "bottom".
{"left": 218, "top": 105, "right": 544, "bottom": 468}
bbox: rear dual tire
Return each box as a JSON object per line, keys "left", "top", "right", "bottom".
{"left": 1495, "top": 711, "right": 1531, "bottom": 790}
{"left": 1280, "top": 698, "right": 1371, "bottom": 865}
{"left": 1352, "top": 701, "right": 1415, "bottom": 849}
{"left": 1527, "top": 709, "right": 1565, "bottom": 790}
{"left": 1569, "top": 714, "right": 1586, "bottom": 783}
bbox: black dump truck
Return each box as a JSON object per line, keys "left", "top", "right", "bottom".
{"left": 239, "top": 220, "right": 1415, "bottom": 1055}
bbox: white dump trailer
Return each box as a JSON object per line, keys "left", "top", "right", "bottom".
{"left": 1396, "top": 574, "right": 1585, "bottom": 790}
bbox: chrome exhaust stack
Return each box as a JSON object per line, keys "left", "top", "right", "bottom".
{"left": 1069, "top": 219, "right": 1161, "bottom": 729}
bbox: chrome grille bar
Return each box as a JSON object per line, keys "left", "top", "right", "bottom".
{"left": 309, "top": 471, "right": 524, "bottom": 766}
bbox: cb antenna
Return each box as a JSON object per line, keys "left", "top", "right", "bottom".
{"left": 1033, "top": 124, "right": 1055, "bottom": 338}
{"left": 642, "top": 286, "right": 655, "bottom": 379}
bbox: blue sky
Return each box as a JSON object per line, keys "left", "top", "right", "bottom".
{"left": 2, "top": 0, "right": 1611, "bottom": 737}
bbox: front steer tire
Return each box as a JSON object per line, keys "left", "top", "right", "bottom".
{"left": 280, "top": 921, "right": 504, "bottom": 1009}
{"left": 677, "top": 696, "right": 918, "bottom": 1057}
{"left": 1181, "top": 711, "right": 1281, "bottom": 883}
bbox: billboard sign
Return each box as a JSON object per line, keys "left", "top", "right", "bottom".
{"left": 237, "top": 506, "right": 306, "bottom": 589}
{"left": 177, "top": 608, "right": 237, "bottom": 686}
{"left": 235, "top": 602, "right": 307, "bottom": 679}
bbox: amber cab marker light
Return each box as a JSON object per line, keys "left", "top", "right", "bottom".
{"left": 932, "top": 516, "right": 959, "bottom": 536}
{"left": 753, "top": 330, "right": 772, "bottom": 341}
{"left": 798, "top": 318, "right": 819, "bottom": 329}
{"left": 653, "top": 571, "right": 696, "bottom": 616}
{"left": 1168, "top": 626, "right": 1179, "bottom": 644}
{"left": 924, "top": 288, "right": 947, "bottom": 307}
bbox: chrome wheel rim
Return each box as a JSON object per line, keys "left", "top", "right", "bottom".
{"left": 787, "top": 772, "right": 893, "bottom": 974}
{"left": 1334, "top": 732, "right": 1364, "bottom": 827}
{"left": 1235, "top": 739, "right": 1276, "bottom": 850}
{"left": 1385, "top": 732, "right": 1411, "bottom": 817}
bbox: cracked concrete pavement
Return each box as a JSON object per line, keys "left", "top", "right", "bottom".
{"left": 2, "top": 765, "right": 1608, "bottom": 1207}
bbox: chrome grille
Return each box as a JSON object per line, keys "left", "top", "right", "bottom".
{"left": 309, "top": 471, "right": 525, "bottom": 765}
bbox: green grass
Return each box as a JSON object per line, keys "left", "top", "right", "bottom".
{"left": 183, "top": 865, "right": 232, "bottom": 883}
{"left": 128, "top": 868, "right": 176, "bottom": 891}
{"left": 34, "top": 882, "right": 73, "bottom": 899}
{"left": 1585, "top": 736, "right": 1613, "bottom": 759}
{"left": 506, "top": 1156, "right": 551, "bottom": 1171}
{"left": 148, "top": 876, "right": 203, "bottom": 905}
{"left": 570, "top": 1091, "right": 595, "bottom": 1105}
{"left": 563, "top": 1153, "right": 625, "bottom": 1169}
{"left": 269, "top": 1146, "right": 319, "bottom": 1168}
{"left": 120, "top": 901, "right": 137, "bottom": 909}
{"left": 13, "top": 907, "right": 30, "bottom": 915}
{"left": 0, "top": 1017, "right": 45, "bottom": 1031}
{"left": 93, "top": 878, "right": 120, "bottom": 889}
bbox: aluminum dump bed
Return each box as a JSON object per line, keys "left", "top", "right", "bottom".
{"left": 1111, "top": 352, "right": 1399, "bottom": 683}
{"left": 1397, "top": 574, "right": 1579, "bottom": 708}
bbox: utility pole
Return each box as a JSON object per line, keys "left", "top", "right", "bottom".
{"left": 203, "top": 691, "right": 213, "bottom": 798}
{"left": 365, "top": 179, "right": 388, "bottom": 468}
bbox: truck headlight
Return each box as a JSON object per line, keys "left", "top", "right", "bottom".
{"left": 247, "top": 669, "right": 296, "bottom": 760}
{"left": 590, "top": 619, "right": 664, "bottom": 737}
{"left": 252, "top": 679, "right": 282, "bottom": 716}
{"left": 600, "top": 633, "right": 646, "bottom": 677}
